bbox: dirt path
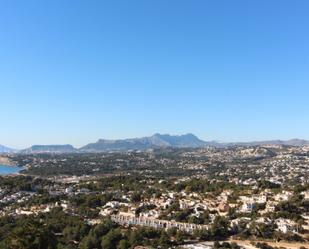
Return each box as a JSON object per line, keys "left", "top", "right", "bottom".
{"left": 229, "top": 239, "right": 309, "bottom": 249}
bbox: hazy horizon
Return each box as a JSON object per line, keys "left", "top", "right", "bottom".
{"left": 1, "top": 1, "right": 309, "bottom": 148}
{"left": 3, "top": 133, "right": 309, "bottom": 150}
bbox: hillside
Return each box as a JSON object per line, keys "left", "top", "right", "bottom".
{"left": 21, "top": 144, "right": 77, "bottom": 154}
{"left": 0, "top": 145, "right": 14, "bottom": 154}
{"left": 80, "top": 133, "right": 208, "bottom": 152}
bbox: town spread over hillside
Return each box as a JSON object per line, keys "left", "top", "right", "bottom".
{"left": 0, "top": 135, "right": 308, "bottom": 249}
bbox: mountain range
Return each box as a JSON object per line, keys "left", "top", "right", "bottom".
{"left": 1, "top": 134, "right": 309, "bottom": 154}
{"left": 80, "top": 133, "right": 207, "bottom": 152}
{"left": 225, "top": 139, "right": 309, "bottom": 147}
{"left": 0, "top": 145, "right": 15, "bottom": 154}
{"left": 20, "top": 144, "right": 77, "bottom": 154}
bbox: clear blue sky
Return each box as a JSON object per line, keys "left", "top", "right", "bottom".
{"left": 1, "top": 0, "right": 309, "bottom": 149}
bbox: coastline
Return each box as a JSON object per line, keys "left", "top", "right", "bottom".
{"left": 0, "top": 156, "right": 18, "bottom": 167}
{"left": 0, "top": 164, "right": 24, "bottom": 175}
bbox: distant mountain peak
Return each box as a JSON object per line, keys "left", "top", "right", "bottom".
{"left": 80, "top": 133, "right": 208, "bottom": 152}
{"left": 21, "top": 144, "right": 77, "bottom": 154}
{"left": 0, "top": 145, "right": 15, "bottom": 154}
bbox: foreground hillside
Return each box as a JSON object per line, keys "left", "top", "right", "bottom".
{"left": 0, "top": 174, "right": 308, "bottom": 249}
{"left": 1, "top": 146, "right": 308, "bottom": 248}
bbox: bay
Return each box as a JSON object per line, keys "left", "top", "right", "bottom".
{"left": 0, "top": 164, "right": 23, "bottom": 175}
